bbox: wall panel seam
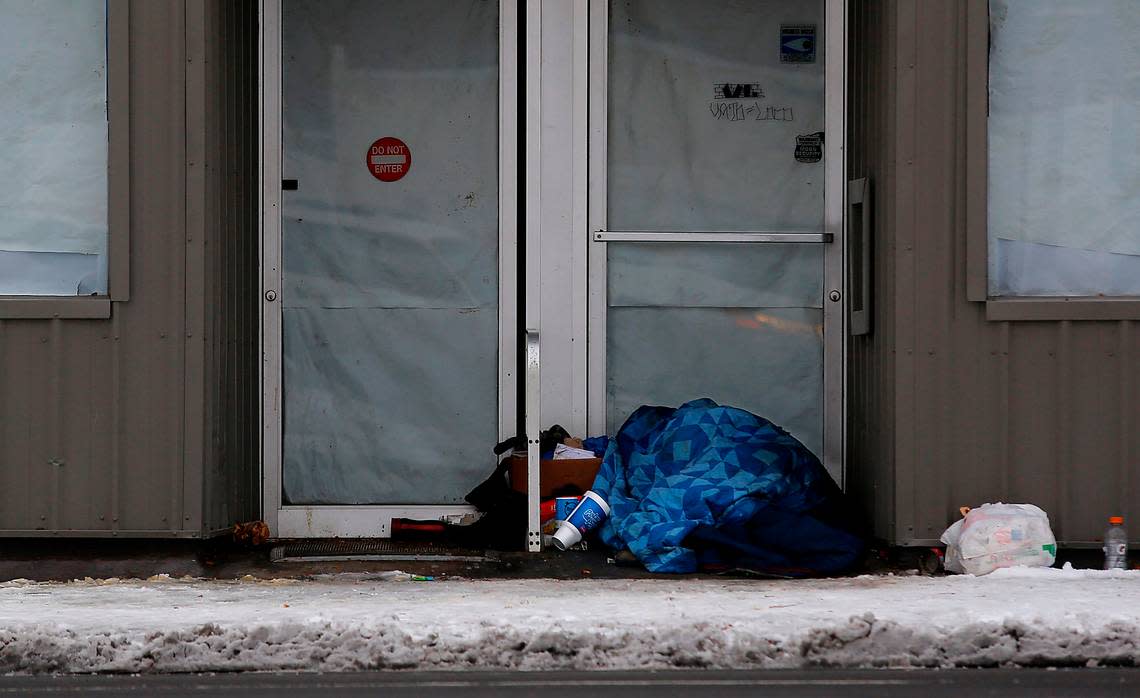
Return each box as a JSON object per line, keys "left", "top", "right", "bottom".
{"left": 183, "top": 0, "right": 208, "bottom": 535}
{"left": 892, "top": 0, "right": 919, "bottom": 541}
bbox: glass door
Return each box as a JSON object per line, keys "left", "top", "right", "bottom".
{"left": 261, "top": 0, "right": 841, "bottom": 539}
{"left": 586, "top": 0, "right": 844, "bottom": 481}
{"left": 262, "top": 0, "right": 518, "bottom": 536}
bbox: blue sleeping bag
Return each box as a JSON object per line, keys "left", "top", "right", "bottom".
{"left": 591, "top": 399, "right": 863, "bottom": 575}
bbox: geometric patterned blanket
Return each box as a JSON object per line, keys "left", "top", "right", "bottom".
{"left": 591, "top": 399, "right": 861, "bottom": 574}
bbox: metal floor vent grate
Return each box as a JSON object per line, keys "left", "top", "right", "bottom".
{"left": 270, "top": 538, "right": 494, "bottom": 563}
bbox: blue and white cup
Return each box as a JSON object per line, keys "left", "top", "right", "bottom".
{"left": 552, "top": 490, "right": 611, "bottom": 551}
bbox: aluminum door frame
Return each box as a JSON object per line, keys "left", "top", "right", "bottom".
{"left": 260, "top": 0, "right": 520, "bottom": 537}
{"left": 584, "top": 0, "right": 847, "bottom": 486}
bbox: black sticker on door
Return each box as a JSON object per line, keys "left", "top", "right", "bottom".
{"left": 795, "top": 132, "right": 824, "bottom": 163}
{"left": 713, "top": 83, "right": 765, "bottom": 99}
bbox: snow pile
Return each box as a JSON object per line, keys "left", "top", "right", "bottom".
{"left": 1, "top": 567, "right": 1139, "bottom": 673}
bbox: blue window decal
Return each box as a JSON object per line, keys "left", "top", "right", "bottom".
{"left": 780, "top": 24, "right": 816, "bottom": 63}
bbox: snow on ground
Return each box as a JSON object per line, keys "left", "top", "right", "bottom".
{"left": 1, "top": 565, "right": 1139, "bottom": 673}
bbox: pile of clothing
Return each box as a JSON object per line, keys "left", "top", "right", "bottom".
{"left": 396, "top": 399, "right": 864, "bottom": 577}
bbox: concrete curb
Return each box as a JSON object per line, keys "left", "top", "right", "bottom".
{"left": 3, "top": 614, "right": 1139, "bottom": 674}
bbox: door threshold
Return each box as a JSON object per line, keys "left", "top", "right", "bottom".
{"left": 269, "top": 538, "right": 497, "bottom": 564}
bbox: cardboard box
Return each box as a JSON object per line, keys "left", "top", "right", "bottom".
{"left": 508, "top": 454, "right": 602, "bottom": 498}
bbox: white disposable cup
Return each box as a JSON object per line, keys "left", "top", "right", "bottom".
{"left": 551, "top": 521, "right": 582, "bottom": 550}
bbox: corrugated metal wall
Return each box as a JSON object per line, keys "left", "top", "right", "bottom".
{"left": 849, "top": 0, "right": 1140, "bottom": 546}
{"left": 847, "top": 0, "right": 897, "bottom": 541}
{"left": 0, "top": 0, "right": 258, "bottom": 537}
{"left": 202, "top": 0, "right": 260, "bottom": 533}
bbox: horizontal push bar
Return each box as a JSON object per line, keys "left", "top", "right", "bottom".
{"left": 593, "top": 231, "right": 833, "bottom": 243}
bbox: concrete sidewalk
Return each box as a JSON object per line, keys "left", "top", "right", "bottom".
{"left": 0, "top": 540, "right": 696, "bottom": 583}
{"left": 1, "top": 566, "right": 1138, "bottom": 673}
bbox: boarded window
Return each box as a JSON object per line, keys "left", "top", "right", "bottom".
{"left": 0, "top": 0, "right": 108, "bottom": 296}
{"left": 988, "top": 0, "right": 1140, "bottom": 297}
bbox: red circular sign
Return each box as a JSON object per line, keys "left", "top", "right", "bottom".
{"left": 366, "top": 137, "right": 411, "bottom": 182}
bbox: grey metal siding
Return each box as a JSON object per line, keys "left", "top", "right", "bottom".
{"left": 0, "top": 0, "right": 258, "bottom": 537}
{"left": 202, "top": 0, "right": 260, "bottom": 533}
{"left": 850, "top": 0, "right": 1140, "bottom": 545}
{"left": 847, "top": 0, "right": 898, "bottom": 541}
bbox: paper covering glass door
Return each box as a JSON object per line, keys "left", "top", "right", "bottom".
{"left": 590, "top": 0, "right": 841, "bottom": 473}
{"left": 272, "top": 0, "right": 510, "bottom": 510}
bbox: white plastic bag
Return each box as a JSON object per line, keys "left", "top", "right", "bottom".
{"left": 940, "top": 503, "right": 1057, "bottom": 576}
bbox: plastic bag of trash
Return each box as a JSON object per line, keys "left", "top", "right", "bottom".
{"left": 940, "top": 503, "right": 1057, "bottom": 576}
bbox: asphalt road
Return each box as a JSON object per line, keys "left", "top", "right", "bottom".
{"left": 0, "top": 669, "right": 1137, "bottom": 697}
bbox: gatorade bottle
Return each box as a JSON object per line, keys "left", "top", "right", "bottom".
{"left": 1104, "top": 516, "right": 1128, "bottom": 570}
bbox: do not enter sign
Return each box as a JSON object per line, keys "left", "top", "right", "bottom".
{"left": 367, "top": 137, "right": 411, "bottom": 182}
